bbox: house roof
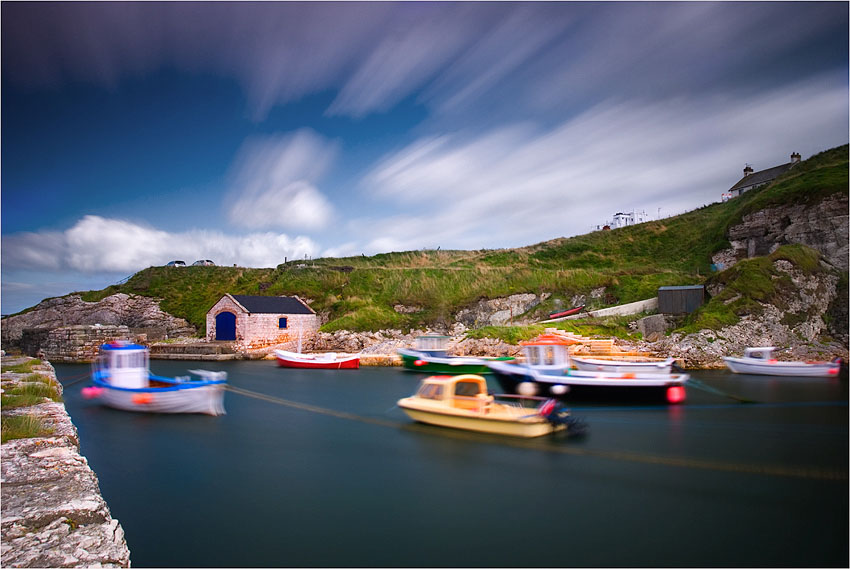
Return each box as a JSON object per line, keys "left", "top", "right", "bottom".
{"left": 230, "top": 295, "right": 314, "bottom": 314}
{"left": 729, "top": 162, "right": 795, "bottom": 192}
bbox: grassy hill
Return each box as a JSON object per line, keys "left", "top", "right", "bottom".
{"left": 74, "top": 144, "right": 847, "bottom": 336}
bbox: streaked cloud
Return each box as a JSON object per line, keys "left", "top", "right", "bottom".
{"left": 2, "top": 215, "right": 319, "bottom": 273}
{"left": 354, "top": 75, "right": 849, "bottom": 252}
{"left": 225, "top": 130, "right": 337, "bottom": 231}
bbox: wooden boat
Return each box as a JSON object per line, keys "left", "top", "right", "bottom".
{"left": 274, "top": 349, "right": 360, "bottom": 369}
{"left": 548, "top": 305, "right": 585, "bottom": 319}
{"left": 723, "top": 347, "right": 841, "bottom": 377}
{"left": 397, "top": 374, "right": 582, "bottom": 438}
{"left": 571, "top": 355, "right": 676, "bottom": 373}
{"left": 487, "top": 333, "right": 689, "bottom": 403}
{"left": 398, "top": 334, "right": 514, "bottom": 374}
{"left": 83, "top": 341, "right": 226, "bottom": 415}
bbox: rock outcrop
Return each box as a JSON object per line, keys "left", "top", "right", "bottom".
{"left": 714, "top": 193, "right": 848, "bottom": 270}
{"left": 2, "top": 293, "right": 195, "bottom": 346}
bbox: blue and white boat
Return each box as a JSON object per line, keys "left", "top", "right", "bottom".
{"left": 84, "top": 341, "right": 226, "bottom": 415}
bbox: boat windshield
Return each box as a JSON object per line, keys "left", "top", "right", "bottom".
{"left": 417, "top": 383, "right": 444, "bottom": 400}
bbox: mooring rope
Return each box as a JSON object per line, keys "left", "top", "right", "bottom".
{"left": 224, "top": 384, "right": 847, "bottom": 482}
{"left": 685, "top": 378, "right": 758, "bottom": 403}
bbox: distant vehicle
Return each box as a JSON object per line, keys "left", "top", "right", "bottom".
{"left": 166, "top": 260, "right": 186, "bottom": 267}
{"left": 192, "top": 260, "right": 216, "bottom": 266}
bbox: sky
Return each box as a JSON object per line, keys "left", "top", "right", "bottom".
{"left": 2, "top": 1, "right": 848, "bottom": 315}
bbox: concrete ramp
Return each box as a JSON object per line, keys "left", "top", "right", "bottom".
{"left": 540, "top": 297, "right": 657, "bottom": 323}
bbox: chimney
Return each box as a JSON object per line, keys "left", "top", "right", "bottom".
{"left": 743, "top": 164, "right": 753, "bottom": 176}
{"left": 790, "top": 152, "right": 801, "bottom": 163}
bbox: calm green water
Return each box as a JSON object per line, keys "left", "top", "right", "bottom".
{"left": 56, "top": 362, "right": 848, "bottom": 567}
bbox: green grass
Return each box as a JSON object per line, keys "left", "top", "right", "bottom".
{"left": 1, "top": 378, "right": 63, "bottom": 409}
{"left": 677, "top": 244, "right": 829, "bottom": 334}
{"left": 7, "top": 145, "right": 846, "bottom": 336}
{"left": 1, "top": 360, "right": 41, "bottom": 373}
{"left": 1, "top": 415, "right": 54, "bottom": 443}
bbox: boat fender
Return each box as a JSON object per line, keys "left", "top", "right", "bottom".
{"left": 414, "top": 359, "right": 428, "bottom": 367}
{"left": 82, "top": 386, "right": 104, "bottom": 399}
{"left": 550, "top": 384, "right": 569, "bottom": 395}
{"left": 131, "top": 393, "right": 154, "bottom": 405}
{"left": 517, "top": 382, "right": 538, "bottom": 396}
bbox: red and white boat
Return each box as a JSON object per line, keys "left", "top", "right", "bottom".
{"left": 274, "top": 349, "right": 360, "bottom": 369}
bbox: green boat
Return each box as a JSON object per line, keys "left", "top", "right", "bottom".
{"left": 398, "top": 335, "right": 515, "bottom": 374}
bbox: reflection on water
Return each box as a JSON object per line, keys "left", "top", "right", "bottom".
{"left": 55, "top": 362, "right": 848, "bottom": 568}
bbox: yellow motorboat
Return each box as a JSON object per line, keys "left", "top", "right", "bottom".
{"left": 397, "top": 374, "right": 581, "bottom": 438}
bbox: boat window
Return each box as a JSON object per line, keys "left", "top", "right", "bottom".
{"left": 545, "top": 346, "right": 556, "bottom": 365}
{"left": 417, "top": 384, "right": 443, "bottom": 400}
{"left": 454, "top": 381, "right": 481, "bottom": 397}
{"left": 528, "top": 347, "right": 540, "bottom": 366}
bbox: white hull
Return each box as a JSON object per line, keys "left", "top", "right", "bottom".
{"left": 723, "top": 357, "right": 840, "bottom": 377}
{"left": 571, "top": 356, "right": 675, "bottom": 374}
{"left": 98, "top": 384, "right": 226, "bottom": 415}
{"left": 398, "top": 399, "right": 561, "bottom": 438}
{"left": 563, "top": 369, "right": 689, "bottom": 387}
{"left": 488, "top": 360, "right": 688, "bottom": 388}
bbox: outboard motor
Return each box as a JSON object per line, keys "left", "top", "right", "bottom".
{"left": 538, "top": 398, "right": 588, "bottom": 437}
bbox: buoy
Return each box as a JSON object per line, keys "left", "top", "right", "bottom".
{"left": 81, "top": 386, "right": 104, "bottom": 399}
{"left": 414, "top": 359, "right": 427, "bottom": 367}
{"left": 666, "top": 385, "right": 686, "bottom": 404}
{"left": 131, "top": 393, "right": 154, "bottom": 405}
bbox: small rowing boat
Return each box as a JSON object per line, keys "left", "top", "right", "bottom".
{"left": 274, "top": 349, "right": 360, "bottom": 369}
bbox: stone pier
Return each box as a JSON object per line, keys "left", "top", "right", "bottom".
{"left": 1, "top": 355, "right": 131, "bottom": 567}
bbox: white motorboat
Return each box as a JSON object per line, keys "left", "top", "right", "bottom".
{"left": 723, "top": 347, "right": 842, "bottom": 377}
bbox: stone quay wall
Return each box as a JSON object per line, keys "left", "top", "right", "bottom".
{"left": 20, "top": 325, "right": 145, "bottom": 364}
{"left": 1, "top": 355, "right": 131, "bottom": 567}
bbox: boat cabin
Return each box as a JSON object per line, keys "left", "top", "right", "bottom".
{"left": 96, "top": 341, "right": 150, "bottom": 389}
{"left": 414, "top": 334, "right": 451, "bottom": 357}
{"left": 743, "top": 347, "right": 777, "bottom": 360}
{"left": 520, "top": 333, "right": 576, "bottom": 369}
{"left": 414, "top": 374, "right": 492, "bottom": 410}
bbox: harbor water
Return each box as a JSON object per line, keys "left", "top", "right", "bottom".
{"left": 55, "top": 361, "right": 848, "bottom": 567}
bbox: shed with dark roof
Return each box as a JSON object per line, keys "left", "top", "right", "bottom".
{"left": 206, "top": 294, "right": 318, "bottom": 349}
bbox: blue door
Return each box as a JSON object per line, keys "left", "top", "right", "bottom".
{"left": 215, "top": 312, "right": 236, "bottom": 341}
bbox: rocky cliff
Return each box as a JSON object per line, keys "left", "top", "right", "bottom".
{"left": 1, "top": 293, "right": 195, "bottom": 346}
{"left": 713, "top": 193, "right": 848, "bottom": 270}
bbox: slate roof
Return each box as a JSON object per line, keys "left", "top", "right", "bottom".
{"left": 729, "top": 162, "right": 795, "bottom": 192}
{"left": 230, "top": 295, "right": 314, "bottom": 314}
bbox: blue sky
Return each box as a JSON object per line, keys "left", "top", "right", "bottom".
{"left": 2, "top": 1, "right": 848, "bottom": 315}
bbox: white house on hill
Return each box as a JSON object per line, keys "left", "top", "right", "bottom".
{"left": 722, "top": 152, "right": 801, "bottom": 201}
{"left": 206, "top": 294, "right": 318, "bottom": 350}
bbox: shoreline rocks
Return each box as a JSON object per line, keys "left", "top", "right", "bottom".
{"left": 1, "top": 356, "right": 131, "bottom": 568}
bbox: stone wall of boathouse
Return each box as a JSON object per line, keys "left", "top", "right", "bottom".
{"left": 206, "top": 295, "right": 320, "bottom": 352}
{"left": 19, "top": 325, "right": 145, "bottom": 364}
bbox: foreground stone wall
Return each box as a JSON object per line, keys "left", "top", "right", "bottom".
{"left": 1, "top": 356, "right": 131, "bottom": 567}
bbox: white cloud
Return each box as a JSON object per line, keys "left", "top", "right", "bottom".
{"left": 226, "top": 130, "right": 337, "bottom": 231}
{"left": 1, "top": 215, "right": 320, "bottom": 273}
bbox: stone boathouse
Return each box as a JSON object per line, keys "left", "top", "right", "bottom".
{"left": 206, "top": 294, "right": 318, "bottom": 351}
